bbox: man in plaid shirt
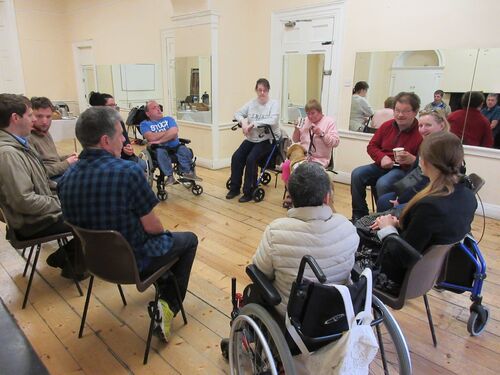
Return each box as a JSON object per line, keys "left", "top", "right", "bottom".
{"left": 58, "top": 106, "right": 197, "bottom": 342}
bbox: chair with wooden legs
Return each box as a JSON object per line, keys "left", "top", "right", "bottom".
{"left": 373, "top": 234, "right": 454, "bottom": 347}
{"left": 68, "top": 224, "right": 188, "bottom": 365}
{"left": 0, "top": 207, "right": 83, "bottom": 309}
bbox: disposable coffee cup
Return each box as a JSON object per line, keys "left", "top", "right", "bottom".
{"left": 393, "top": 147, "right": 404, "bottom": 166}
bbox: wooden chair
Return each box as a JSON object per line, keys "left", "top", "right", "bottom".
{"left": 68, "top": 224, "right": 188, "bottom": 364}
{"left": 0, "top": 206, "right": 83, "bottom": 309}
{"left": 374, "top": 234, "right": 454, "bottom": 346}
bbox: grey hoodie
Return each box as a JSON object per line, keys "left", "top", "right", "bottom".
{"left": 0, "top": 129, "right": 61, "bottom": 237}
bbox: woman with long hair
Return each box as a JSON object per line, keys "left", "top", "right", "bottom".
{"left": 376, "top": 109, "right": 450, "bottom": 212}
{"left": 371, "top": 131, "right": 477, "bottom": 284}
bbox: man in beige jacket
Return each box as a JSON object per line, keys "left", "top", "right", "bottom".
{"left": 29, "top": 97, "right": 78, "bottom": 182}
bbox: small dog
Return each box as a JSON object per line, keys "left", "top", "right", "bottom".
{"left": 286, "top": 143, "right": 308, "bottom": 171}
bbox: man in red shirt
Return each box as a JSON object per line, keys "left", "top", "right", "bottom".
{"left": 448, "top": 91, "right": 493, "bottom": 148}
{"left": 351, "top": 92, "right": 423, "bottom": 221}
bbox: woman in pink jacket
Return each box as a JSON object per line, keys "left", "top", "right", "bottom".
{"left": 282, "top": 99, "right": 340, "bottom": 207}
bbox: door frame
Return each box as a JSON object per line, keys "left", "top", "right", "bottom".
{"left": 270, "top": 1, "right": 347, "bottom": 123}
{"left": 72, "top": 40, "right": 96, "bottom": 113}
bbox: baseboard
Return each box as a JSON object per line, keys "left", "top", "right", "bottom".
{"left": 195, "top": 157, "right": 231, "bottom": 170}
{"left": 478, "top": 201, "right": 500, "bottom": 220}
{"left": 332, "top": 170, "right": 351, "bottom": 185}
{"left": 332, "top": 170, "right": 500, "bottom": 220}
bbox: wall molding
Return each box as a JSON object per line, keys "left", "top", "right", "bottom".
{"left": 196, "top": 156, "right": 230, "bottom": 170}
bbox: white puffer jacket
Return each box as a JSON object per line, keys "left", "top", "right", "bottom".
{"left": 252, "top": 205, "right": 359, "bottom": 315}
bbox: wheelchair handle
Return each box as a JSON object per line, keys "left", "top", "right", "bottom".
{"left": 296, "top": 255, "right": 327, "bottom": 284}
{"left": 231, "top": 119, "right": 240, "bottom": 131}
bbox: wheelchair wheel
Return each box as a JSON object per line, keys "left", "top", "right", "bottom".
{"left": 467, "top": 306, "right": 489, "bottom": 336}
{"left": 253, "top": 188, "right": 265, "bottom": 202}
{"left": 192, "top": 184, "right": 203, "bottom": 196}
{"left": 229, "top": 304, "right": 296, "bottom": 375}
{"left": 261, "top": 172, "right": 272, "bottom": 186}
{"left": 370, "top": 296, "right": 412, "bottom": 375}
{"left": 157, "top": 190, "right": 168, "bottom": 201}
{"left": 139, "top": 150, "right": 154, "bottom": 187}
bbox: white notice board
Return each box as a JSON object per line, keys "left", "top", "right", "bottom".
{"left": 120, "top": 64, "right": 155, "bottom": 91}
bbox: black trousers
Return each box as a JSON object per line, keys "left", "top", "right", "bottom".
{"left": 141, "top": 232, "right": 198, "bottom": 314}
{"left": 229, "top": 140, "right": 273, "bottom": 196}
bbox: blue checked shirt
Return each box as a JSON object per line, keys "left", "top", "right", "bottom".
{"left": 58, "top": 148, "right": 173, "bottom": 270}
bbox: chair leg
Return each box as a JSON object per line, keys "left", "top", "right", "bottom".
{"left": 144, "top": 285, "right": 160, "bottom": 365}
{"left": 22, "top": 246, "right": 35, "bottom": 277}
{"left": 22, "top": 244, "right": 41, "bottom": 309}
{"left": 423, "top": 294, "right": 437, "bottom": 347}
{"left": 370, "top": 188, "right": 376, "bottom": 213}
{"left": 79, "top": 276, "right": 94, "bottom": 338}
{"left": 171, "top": 273, "right": 188, "bottom": 325}
{"left": 117, "top": 284, "right": 127, "bottom": 306}
{"left": 61, "top": 239, "right": 83, "bottom": 297}
{"left": 22, "top": 247, "right": 27, "bottom": 258}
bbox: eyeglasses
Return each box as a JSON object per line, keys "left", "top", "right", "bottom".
{"left": 394, "top": 109, "right": 414, "bottom": 116}
{"left": 105, "top": 104, "right": 120, "bottom": 111}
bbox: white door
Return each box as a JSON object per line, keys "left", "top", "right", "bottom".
{"left": 0, "top": 0, "right": 25, "bottom": 93}
{"left": 282, "top": 17, "right": 334, "bottom": 105}
{"left": 72, "top": 43, "right": 96, "bottom": 112}
{"left": 390, "top": 69, "right": 443, "bottom": 105}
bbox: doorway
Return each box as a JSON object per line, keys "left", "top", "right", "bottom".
{"left": 72, "top": 42, "right": 96, "bottom": 113}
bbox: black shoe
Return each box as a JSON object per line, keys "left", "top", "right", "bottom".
{"left": 60, "top": 266, "right": 90, "bottom": 281}
{"left": 238, "top": 195, "right": 252, "bottom": 203}
{"left": 226, "top": 191, "right": 239, "bottom": 199}
{"left": 46, "top": 248, "right": 67, "bottom": 268}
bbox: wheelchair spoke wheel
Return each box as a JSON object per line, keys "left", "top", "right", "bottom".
{"left": 192, "top": 184, "right": 203, "bottom": 196}
{"left": 261, "top": 172, "right": 272, "bottom": 186}
{"left": 253, "top": 188, "right": 265, "bottom": 203}
{"left": 370, "top": 297, "right": 412, "bottom": 375}
{"left": 139, "top": 150, "right": 154, "bottom": 187}
{"left": 157, "top": 190, "right": 168, "bottom": 201}
{"left": 230, "top": 304, "right": 296, "bottom": 375}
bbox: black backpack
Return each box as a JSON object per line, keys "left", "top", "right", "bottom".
{"left": 126, "top": 105, "right": 148, "bottom": 126}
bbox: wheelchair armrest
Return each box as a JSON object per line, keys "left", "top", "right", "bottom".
{"left": 378, "top": 234, "right": 422, "bottom": 267}
{"left": 179, "top": 138, "right": 191, "bottom": 145}
{"left": 245, "top": 264, "right": 282, "bottom": 306}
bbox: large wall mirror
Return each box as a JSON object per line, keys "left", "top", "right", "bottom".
{"left": 350, "top": 48, "right": 500, "bottom": 150}
{"left": 167, "top": 23, "right": 212, "bottom": 124}
{"left": 174, "top": 56, "right": 211, "bottom": 123}
{"left": 281, "top": 53, "right": 325, "bottom": 124}
{"left": 95, "top": 63, "right": 163, "bottom": 109}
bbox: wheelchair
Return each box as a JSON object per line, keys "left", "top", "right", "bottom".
{"left": 226, "top": 122, "right": 289, "bottom": 202}
{"left": 138, "top": 138, "right": 203, "bottom": 201}
{"left": 221, "top": 256, "right": 412, "bottom": 375}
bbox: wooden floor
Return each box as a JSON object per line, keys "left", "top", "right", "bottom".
{"left": 0, "top": 140, "right": 499, "bottom": 374}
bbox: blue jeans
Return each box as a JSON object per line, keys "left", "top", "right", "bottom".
{"left": 376, "top": 192, "right": 398, "bottom": 212}
{"left": 351, "top": 164, "right": 406, "bottom": 219}
{"left": 156, "top": 145, "right": 192, "bottom": 176}
{"left": 141, "top": 232, "right": 198, "bottom": 314}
